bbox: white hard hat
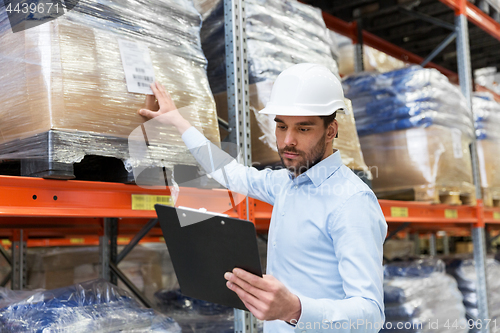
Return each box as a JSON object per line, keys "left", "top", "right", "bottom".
{"left": 259, "top": 63, "right": 347, "bottom": 116}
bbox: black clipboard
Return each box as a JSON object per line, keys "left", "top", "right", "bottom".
{"left": 155, "top": 204, "right": 263, "bottom": 310}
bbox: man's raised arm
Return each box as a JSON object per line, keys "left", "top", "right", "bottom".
{"left": 138, "top": 82, "right": 278, "bottom": 206}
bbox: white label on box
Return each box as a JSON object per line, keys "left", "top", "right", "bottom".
{"left": 118, "top": 39, "right": 155, "bottom": 94}
{"left": 451, "top": 128, "right": 463, "bottom": 159}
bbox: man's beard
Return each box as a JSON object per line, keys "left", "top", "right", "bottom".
{"left": 277, "top": 132, "right": 327, "bottom": 176}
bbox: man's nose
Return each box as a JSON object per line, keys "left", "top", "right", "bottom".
{"left": 284, "top": 130, "right": 297, "bottom": 146}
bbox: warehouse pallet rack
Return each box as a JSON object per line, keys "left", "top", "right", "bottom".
{"left": 1, "top": 0, "right": 500, "bottom": 332}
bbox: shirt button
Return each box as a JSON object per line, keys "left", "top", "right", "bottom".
{"left": 273, "top": 242, "right": 276, "bottom": 247}
{"left": 294, "top": 185, "right": 298, "bottom": 189}
{"left": 281, "top": 212, "right": 285, "bottom": 216}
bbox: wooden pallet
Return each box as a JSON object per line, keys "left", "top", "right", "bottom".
{"left": 483, "top": 188, "right": 500, "bottom": 207}
{"left": 376, "top": 187, "right": 476, "bottom": 205}
{"left": 0, "top": 130, "right": 202, "bottom": 185}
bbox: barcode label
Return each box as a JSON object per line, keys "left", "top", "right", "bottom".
{"left": 133, "top": 74, "right": 154, "bottom": 82}
{"left": 118, "top": 39, "right": 155, "bottom": 94}
{"left": 131, "top": 194, "right": 173, "bottom": 210}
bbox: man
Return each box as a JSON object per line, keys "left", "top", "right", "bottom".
{"left": 139, "top": 63, "right": 387, "bottom": 332}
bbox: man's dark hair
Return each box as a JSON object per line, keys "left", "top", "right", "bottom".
{"left": 319, "top": 110, "right": 337, "bottom": 128}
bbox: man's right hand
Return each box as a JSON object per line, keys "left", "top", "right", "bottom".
{"left": 138, "top": 82, "right": 192, "bottom": 134}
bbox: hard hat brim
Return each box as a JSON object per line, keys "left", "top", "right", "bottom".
{"left": 258, "top": 103, "right": 347, "bottom": 116}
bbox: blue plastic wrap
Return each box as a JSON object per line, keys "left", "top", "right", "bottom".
{"left": 342, "top": 66, "right": 474, "bottom": 139}
{"left": 383, "top": 259, "right": 467, "bottom": 333}
{"left": 384, "top": 258, "right": 446, "bottom": 278}
{"left": 445, "top": 257, "right": 500, "bottom": 333}
{"left": 473, "top": 92, "right": 500, "bottom": 140}
{"left": 0, "top": 279, "right": 181, "bottom": 332}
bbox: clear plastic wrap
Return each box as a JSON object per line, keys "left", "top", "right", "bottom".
{"left": 343, "top": 66, "right": 475, "bottom": 198}
{"left": 383, "top": 258, "right": 467, "bottom": 333}
{"left": 335, "top": 32, "right": 407, "bottom": 76}
{"left": 359, "top": 125, "right": 475, "bottom": 199}
{"left": 473, "top": 93, "right": 500, "bottom": 204}
{"left": 0, "top": 0, "right": 220, "bottom": 169}
{"left": 474, "top": 67, "right": 500, "bottom": 95}
{"left": 214, "top": 81, "right": 369, "bottom": 171}
{"left": 26, "top": 245, "right": 168, "bottom": 303}
{"left": 199, "top": 0, "right": 339, "bottom": 94}
{"left": 445, "top": 257, "right": 500, "bottom": 333}
{"left": 0, "top": 279, "right": 181, "bottom": 332}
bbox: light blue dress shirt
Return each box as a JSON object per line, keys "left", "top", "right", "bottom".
{"left": 182, "top": 127, "right": 388, "bottom": 333}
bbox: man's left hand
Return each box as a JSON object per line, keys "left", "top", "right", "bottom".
{"left": 224, "top": 268, "right": 301, "bottom": 322}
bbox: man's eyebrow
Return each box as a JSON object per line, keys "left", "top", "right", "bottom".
{"left": 296, "top": 121, "right": 317, "bottom": 126}
{"left": 274, "top": 117, "right": 317, "bottom": 126}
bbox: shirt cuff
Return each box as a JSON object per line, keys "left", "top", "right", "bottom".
{"left": 181, "top": 126, "right": 208, "bottom": 150}
{"left": 294, "top": 294, "right": 324, "bottom": 332}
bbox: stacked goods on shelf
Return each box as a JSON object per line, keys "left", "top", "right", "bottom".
{"left": 445, "top": 257, "right": 500, "bottom": 333}
{"left": 0, "top": 0, "right": 219, "bottom": 180}
{"left": 475, "top": 67, "right": 500, "bottom": 95}
{"left": 199, "top": 0, "right": 369, "bottom": 172}
{"left": 473, "top": 92, "right": 500, "bottom": 207}
{"left": 0, "top": 251, "right": 8, "bottom": 287}
{"left": 383, "top": 258, "right": 467, "bottom": 333}
{"left": 26, "top": 245, "right": 168, "bottom": 303}
{"left": 383, "top": 239, "right": 415, "bottom": 260}
{"left": 0, "top": 279, "right": 181, "bottom": 332}
{"left": 334, "top": 32, "right": 407, "bottom": 76}
{"left": 343, "top": 66, "right": 476, "bottom": 204}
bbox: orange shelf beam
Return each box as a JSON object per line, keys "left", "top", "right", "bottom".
{"left": 440, "top": 0, "right": 500, "bottom": 42}
{"left": 0, "top": 175, "right": 242, "bottom": 219}
{"left": 475, "top": 84, "right": 500, "bottom": 103}
{"left": 484, "top": 207, "right": 500, "bottom": 223}
{"left": 1, "top": 176, "right": 499, "bottom": 238}
{"left": 0, "top": 236, "right": 165, "bottom": 248}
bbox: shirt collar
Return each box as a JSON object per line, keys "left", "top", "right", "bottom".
{"left": 288, "top": 150, "right": 343, "bottom": 187}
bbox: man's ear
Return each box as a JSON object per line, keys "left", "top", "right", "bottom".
{"left": 327, "top": 119, "right": 338, "bottom": 141}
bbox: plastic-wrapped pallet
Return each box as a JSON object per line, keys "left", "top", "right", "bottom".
{"left": 334, "top": 32, "right": 407, "bottom": 76}
{"left": 445, "top": 257, "right": 500, "bottom": 333}
{"left": 383, "top": 258, "right": 467, "bottom": 333}
{"left": 343, "top": 66, "right": 476, "bottom": 203}
{"left": 199, "top": 0, "right": 339, "bottom": 94}
{"left": 155, "top": 289, "right": 264, "bottom": 333}
{"left": 199, "top": 0, "right": 369, "bottom": 172}
{"left": 473, "top": 92, "right": 500, "bottom": 207}
{"left": 0, "top": 279, "right": 181, "bottom": 332}
{"left": 0, "top": 0, "right": 220, "bottom": 177}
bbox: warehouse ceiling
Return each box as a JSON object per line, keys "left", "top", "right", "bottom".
{"left": 301, "top": 0, "right": 500, "bottom": 73}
